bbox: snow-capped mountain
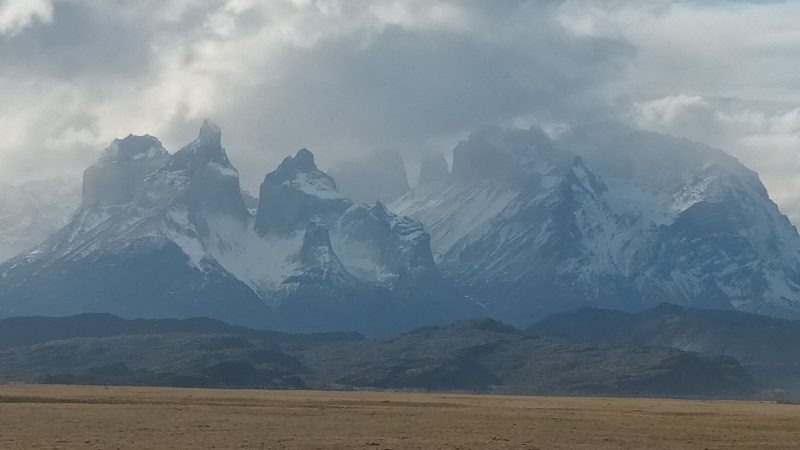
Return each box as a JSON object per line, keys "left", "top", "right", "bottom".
{"left": 392, "top": 124, "right": 800, "bottom": 325}
{"left": 249, "top": 147, "right": 471, "bottom": 332}
{"left": 0, "top": 178, "right": 80, "bottom": 263}
{"left": 0, "top": 121, "right": 467, "bottom": 334}
{"left": 0, "top": 122, "right": 269, "bottom": 327}
{"left": 4, "top": 119, "right": 798, "bottom": 331}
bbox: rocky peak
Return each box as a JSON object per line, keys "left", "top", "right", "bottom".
{"left": 299, "top": 220, "right": 336, "bottom": 266}
{"left": 99, "top": 135, "right": 167, "bottom": 165}
{"left": 135, "top": 120, "right": 248, "bottom": 221}
{"left": 291, "top": 219, "right": 354, "bottom": 286}
{"left": 266, "top": 149, "right": 328, "bottom": 186}
{"left": 83, "top": 135, "right": 168, "bottom": 208}
{"left": 255, "top": 148, "right": 350, "bottom": 236}
{"left": 166, "top": 120, "right": 232, "bottom": 170}
{"left": 198, "top": 119, "right": 222, "bottom": 147}
{"left": 293, "top": 148, "right": 317, "bottom": 172}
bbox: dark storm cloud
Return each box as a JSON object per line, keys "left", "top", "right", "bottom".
{"left": 222, "top": 12, "right": 634, "bottom": 187}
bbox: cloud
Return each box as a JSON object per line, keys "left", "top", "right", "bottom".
{"left": 0, "top": 0, "right": 633, "bottom": 192}
{"left": 558, "top": 0, "right": 800, "bottom": 221}
{"left": 0, "top": 0, "right": 52, "bottom": 35}
{"left": 1, "top": 0, "right": 800, "bottom": 223}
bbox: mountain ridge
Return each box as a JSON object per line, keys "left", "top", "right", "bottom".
{"left": 392, "top": 124, "right": 800, "bottom": 324}
{"left": 0, "top": 312, "right": 758, "bottom": 398}
{"left": 0, "top": 121, "right": 469, "bottom": 334}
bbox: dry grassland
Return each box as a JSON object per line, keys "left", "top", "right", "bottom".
{"left": 0, "top": 384, "right": 798, "bottom": 449}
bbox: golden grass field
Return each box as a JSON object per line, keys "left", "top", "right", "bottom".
{"left": 0, "top": 384, "right": 798, "bottom": 449}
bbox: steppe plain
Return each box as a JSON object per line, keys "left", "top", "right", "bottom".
{"left": 1, "top": 385, "right": 799, "bottom": 449}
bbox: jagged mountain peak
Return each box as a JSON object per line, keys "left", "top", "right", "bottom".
{"left": 394, "top": 123, "right": 800, "bottom": 324}
{"left": 134, "top": 121, "right": 249, "bottom": 220}
{"left": 99, "top": 134, "right": 167, "bottom": 165}
{"left": 272, "top": 148, "right": 321, "bottom": 179}
{"left": 198, "top": 119, "right": 222, "bottom": 144}
{"left": 298, "top": 220, "right": 342, "bottom": 269}
{"left": 83, "top": 135, "right": 169, "bottom": 208}
{"left": 0, "top": 123, "right": 468, "bottom": 334}
{"left": 256, "top": 148, "right": 348, "bottom": 236}
{"left": 293, "top": 148, "right": 317, "bottom": 172}
{"left": 165, "top": 120, "right": 233, "bottom": 171}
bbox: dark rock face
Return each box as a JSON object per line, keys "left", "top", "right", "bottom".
{"left": 82, "top": 135, "right": 168, "bottom": 208}
{"left": 255, "top": 149, "right": 350, "bottom": 236}
{"left": 156, "top": 119, "right": 250, "bottom": 221}
{"left": 338, "top": 202, "right": 436, "bottom": 275}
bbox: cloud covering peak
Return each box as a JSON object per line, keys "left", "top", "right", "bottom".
{"left": 1, "top": 0, "right": 800, "bottom": 221}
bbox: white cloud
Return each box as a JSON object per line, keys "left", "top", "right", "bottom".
{"left": 0, "top": 0, "right": 52, "bottom": 35}
{"left": 2, "top": 0, "right": 800, "bottom": 224}
{"left": 0, "top": 0, "right": 631, "bottom": 191}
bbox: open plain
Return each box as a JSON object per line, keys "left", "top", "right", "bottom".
{"left": 0, "top": 385, "right": 798, "bottom": 449}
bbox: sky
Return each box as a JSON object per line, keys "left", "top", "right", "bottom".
{"left": 1, "top": 0, "right": 800, "bottom": 221}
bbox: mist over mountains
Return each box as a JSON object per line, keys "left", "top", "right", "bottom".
{"left": 1, "top": 120, "right": 800, "bottom": 335}
{"left": 0, "top": 178, "right": 79, "bottom": 262}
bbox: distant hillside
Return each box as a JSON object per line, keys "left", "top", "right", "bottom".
{"left": 529, "top": 304, "right": 800, "bottom": 395}
{"left": 0, "top": 313, "right": 362, "bottom": 351}
{"left": 0, "top": 314, "right": 756, "bottom": 398}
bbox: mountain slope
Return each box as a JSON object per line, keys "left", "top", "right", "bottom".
{"left": 0, "top": 122, "right": 469, "bottom": 334}
{"left": 393, "top": 124, "right": 800, "bottom": 324}
{"left": 0, "top": 122, "right": 270, "bottom": 327}
{"left": 250, "top": 148, "right": 474, "bottom": 332}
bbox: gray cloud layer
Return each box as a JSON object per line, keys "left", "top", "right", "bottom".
{"left": 1, "top": 0, "right": 799, "bottom": 221}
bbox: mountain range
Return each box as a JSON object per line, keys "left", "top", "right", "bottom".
{"left": 1, "top": 120, "right": 800, "bottom": 332}
{"left": 0, "top": 121, "right": 468, "bottom": 334}
{"left": 394, "top": 124, "right": 800, "bottom": 325}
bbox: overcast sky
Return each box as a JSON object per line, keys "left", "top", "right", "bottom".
{"left": 1, "top": 0, "right": 800, "bottom": 221}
